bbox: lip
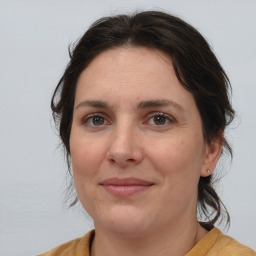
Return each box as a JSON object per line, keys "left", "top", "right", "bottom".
{"left": 100, "top": 178, "right": 154, "bottom": 197}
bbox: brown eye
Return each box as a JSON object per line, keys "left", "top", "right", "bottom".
{"left": 145, "top": 113, "right": 174, "bottom": 127}
{"left": 92, "top": 116, "right": 105, "bottom": 126}
{"left": 153, "top": 115, "right": 168, "bottom": 125}
{"left": 83, "top": 114, "right": 108, "bottom": 127}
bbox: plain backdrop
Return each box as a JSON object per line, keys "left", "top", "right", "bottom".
{"left": 1, "top": 0, "right": 255, "bottom": 255}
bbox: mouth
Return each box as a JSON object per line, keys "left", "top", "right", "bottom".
{"left": 100, "top": 177, "right": 154, "bottom": 197}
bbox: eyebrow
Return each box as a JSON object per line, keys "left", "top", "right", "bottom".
{"left": 75, "top": 99, "right": 184, "bottom": 112}
{"left": 75, "top": 100, "right": 112, "bottom": 109}
{"left": 137, "top": 99, "right": 184, "bottom": 112}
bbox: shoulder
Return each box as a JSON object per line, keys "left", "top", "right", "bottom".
{"left": 38, "top": 230, "right": 94, "bottom": 256}
{"left": 187, "top": 227, "right": 256, "bottom": 256}
{"left": 211, "top": 229, "right": 256, "bottom": 256}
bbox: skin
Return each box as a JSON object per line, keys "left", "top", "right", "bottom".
{"left": 70, "top": 46, "right": 222, "bottom": 256}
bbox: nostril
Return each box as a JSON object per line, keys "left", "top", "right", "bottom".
{"left": 108, "top": 158, "right": 135, "bottom": 164}
{"left": 109, "top": 158, "right": 115, "bottom": 163}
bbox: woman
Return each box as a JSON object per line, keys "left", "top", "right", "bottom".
{"left": 40, "top": 11, "right": 256, "bottom": 256}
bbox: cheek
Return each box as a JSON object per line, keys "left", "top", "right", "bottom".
{"left": 150, "top": 136, "right": 204, "bottom": 206}
{"left": 70, "top": 135, "right": 106, "bottom": 209}
{"left": 148, "top": 135, "right": 204, "bottom": 179}
{"left": 70, "top": 132, "right": 107, "bottom": 180}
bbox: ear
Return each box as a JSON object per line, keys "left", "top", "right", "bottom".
{"left": 200, "top": 135, "right": 223, "bottom": 177}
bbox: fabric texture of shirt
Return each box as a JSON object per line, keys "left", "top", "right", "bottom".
{"left": 38, "top": 228, "right": 256, "bottom": 256}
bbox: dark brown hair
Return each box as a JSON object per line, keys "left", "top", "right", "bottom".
{"left": 52, "top": 11, "right": 235, "bottom": 229}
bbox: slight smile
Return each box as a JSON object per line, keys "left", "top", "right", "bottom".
{"left": 100, "top": 178, "right": 154, "bottom": 197}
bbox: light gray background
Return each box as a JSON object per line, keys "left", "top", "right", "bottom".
{"left": 1, "top": 1, "right": 255, "bottom": 255}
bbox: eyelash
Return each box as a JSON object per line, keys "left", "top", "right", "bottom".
{"left": 82, "top": 113, "right": 110, "bottom": 127}
{"left": 145, "top": 112, "right": 175, "bottom": 126}
{"left": 81, "top": 112, "right": 175, "bottom": 128}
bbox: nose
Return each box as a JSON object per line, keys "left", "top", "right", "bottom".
{"left": 106, "top": 125, "right": 144, "bottom": 167}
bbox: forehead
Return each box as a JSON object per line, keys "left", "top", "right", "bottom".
{"left": 75, "top": 46, "right": 194, "bottom": 109}
{"left": 85, "top": 46, "right": 172, "bottom": 71}
{"left": 79, "top": 47, "right": 172, "bottom": 83}
{"left": 76, "top": 47, "right": 172, "bottom": 89}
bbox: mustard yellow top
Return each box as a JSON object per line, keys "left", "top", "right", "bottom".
{"left": 39, "top": 228, "right": 256, "bottom": 256}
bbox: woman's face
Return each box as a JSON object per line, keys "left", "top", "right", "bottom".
{"left": 70, "top": 47, "right": 221, "bottom": 236}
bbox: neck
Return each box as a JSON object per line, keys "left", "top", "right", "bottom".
{"left": 91, "top": 220, "right": 208, "bottom": 256}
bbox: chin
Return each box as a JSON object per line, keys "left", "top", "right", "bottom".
{"left": 94, "top": 205, "right": 152, "bottom": 236}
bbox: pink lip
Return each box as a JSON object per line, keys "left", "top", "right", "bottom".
{"left": 100, "top": 178, "right": 154, "bottom": 197}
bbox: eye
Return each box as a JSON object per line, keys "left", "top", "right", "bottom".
{"left": 146, "top": 113, "right": 174, "bottom": 126}
{"left": 83, "top": 114, "right": 109, "bottom": 127}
